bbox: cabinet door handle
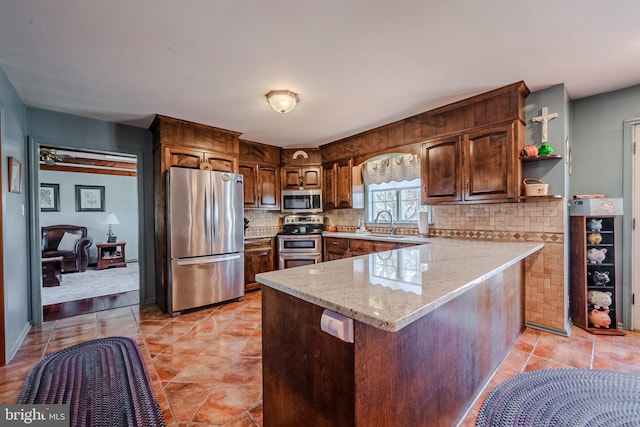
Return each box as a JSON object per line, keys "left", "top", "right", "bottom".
{"left": 465, "top": 180, "right": 469, "bottom": 190}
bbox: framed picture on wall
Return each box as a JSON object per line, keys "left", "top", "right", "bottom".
{"left": 8, "top": 156, "right": 22, "bottom": 193}
{"left": 75, "top": 185, "right": 105, "bottom": 212}
{"left": 40, "top": 183, "right": 60, "bottom": 212}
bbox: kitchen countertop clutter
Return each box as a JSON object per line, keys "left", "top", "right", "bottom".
{"left": 257, "top": 238, "right": 543, "bottom": 331}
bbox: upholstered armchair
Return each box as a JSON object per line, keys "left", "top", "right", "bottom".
{"left": 41, "top": 225, "right": 93, "bottom": 273}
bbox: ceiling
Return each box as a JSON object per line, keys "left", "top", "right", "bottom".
{"left": 1, "top": 1, "right": 639, "bottom": 149}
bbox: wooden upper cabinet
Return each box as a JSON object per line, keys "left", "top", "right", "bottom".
{"left": 239, "top": 163, "right": 258, "bottom": 208}
{"left": 421, "top": 121, "right": 520, "bottom": 204}
{"left": 152, "top": 115, "right": 240, "bottom": 173}
{"left": 463, "top": 122, "right": 517, "bottom": 202}
{"left": 162, "top": 145, "right": 237, "bottom": 172}
{"left": 323, "top": 159, "right": 352, "bottom": 209}
{"left": 163, "top": 146, "right": 204, "bottom": 170}
{"left": 241, "top": 162, "right": 280, "bottom": 210}
{"left": 323, "top": 163, "right": 337, "bottom": 210}
{"left": 336, "top": 160, "right": 352, "bottom": 208}
{"left": 203, "top": 151, "right": 237, "bottom": 173}
{"left": 258, "top": 164, "right": 280, "bottom": 209}
{"left": 239, "top": 140, "right": 281, "bottom": 210}
{"left": 421, "top": 135, "right": 462, "bottom": 204}
{"left": 282, "top": 166, "right": 322, "bottom": 190}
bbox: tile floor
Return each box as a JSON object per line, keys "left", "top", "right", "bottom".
{"left": 2, "top": 289, "right": 640, "bottom": 426}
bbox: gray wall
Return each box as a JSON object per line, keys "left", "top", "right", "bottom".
{"left": 39, "top": 170, "right": 139, "bottom": 263}
{"left": 571, "top": 84, "right": 640, "bottom": 328}
{"left": 571, "top": 84, "right": 640, "bottom": 197}
{"left": 0, "top": 66, "right": 31, "bottom": 362}
{"left": 524, "top": 84, "right": 572, "bottom": 334}
{"left": 524, "top": 84, "right": 570, "bottom": 197}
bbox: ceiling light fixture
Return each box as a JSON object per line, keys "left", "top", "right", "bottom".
{"left": 265, "top": 90, "right": 299, "bottom": 114}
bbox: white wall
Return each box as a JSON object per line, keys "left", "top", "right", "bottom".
{"left": 39, "top": 170, "right": 139, "bottom": 263}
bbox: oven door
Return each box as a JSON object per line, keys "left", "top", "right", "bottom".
{"left": 278, "top": 252, "right": 322, "bottom": 270}
{"left": 278, "top": 235, "right": 322, "bottom": 253}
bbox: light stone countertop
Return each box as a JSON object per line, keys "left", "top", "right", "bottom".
{"left": 256, "top": 238, "right": 543, "bottom": 332}
{"left": 244, "top": 233, "right": 278, "bottom": 240}
{"left": 322, "top": 231, "right": 430, "bottom": 244}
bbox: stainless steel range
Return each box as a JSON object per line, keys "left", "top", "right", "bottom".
{"left": 278, "top": 215, "right": 324, "bottom": 269}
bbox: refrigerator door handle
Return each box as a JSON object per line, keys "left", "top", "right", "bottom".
{"left": 176, "top": 254, "right": 242, "bottom": 266}
{"left": 213, "top": 186, "right": 219, "bottom": 241}
{"left": 204, "top": 188, "right": 211, "bottom": 245}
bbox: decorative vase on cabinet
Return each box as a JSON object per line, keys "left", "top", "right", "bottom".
{"left": 570, "top": 215, "right": 624, "bottom": 335}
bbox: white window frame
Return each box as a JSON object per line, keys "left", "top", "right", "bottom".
{"left": 365, "top": 178, "right": 420, "bottom": 224}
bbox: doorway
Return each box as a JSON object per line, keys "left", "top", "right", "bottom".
{"left": 37, "top": 146, "right": 140, "bottom": 319}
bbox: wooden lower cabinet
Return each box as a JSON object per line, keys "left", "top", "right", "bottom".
{"left": 244, "top": 237, "right": 275, "bottom": 291}
{"left": 324, "top": 236, "right": 416, "bottom": 261}
{"left": 324, "top": 237, "right": 350, "bottom": 261}
{"left": 349, "top": 239, "right": 396, "bottom": 256}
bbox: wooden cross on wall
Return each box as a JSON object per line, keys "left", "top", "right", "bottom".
{"left": 531, "top": 107, "right": 558, "bottom": 143}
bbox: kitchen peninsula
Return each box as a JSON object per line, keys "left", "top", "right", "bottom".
{"left": 256, "top": 238, "right": 543, "bottom": 426}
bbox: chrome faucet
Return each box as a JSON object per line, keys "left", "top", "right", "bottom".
{"left": 374, "top": 209, "right": 396, "bottom": 235}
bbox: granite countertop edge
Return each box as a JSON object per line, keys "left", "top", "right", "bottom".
{"left": 322, "top": 231, "right": 430, "bottom": 244}
{"left": 257, "top": 239, "right": 544, "bottom": 332}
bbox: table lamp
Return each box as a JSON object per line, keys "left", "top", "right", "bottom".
{"left": 102, "top": 212, "right": 120, "bottom": 243}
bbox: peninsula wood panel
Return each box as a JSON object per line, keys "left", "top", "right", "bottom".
{"left": 262, "top": 262, "right": 524, "bottom": 426}
{"left": 263, "top": 287, "right": 355, "bottom": 427}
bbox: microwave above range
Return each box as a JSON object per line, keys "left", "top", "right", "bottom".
{"left": 281, "top": 189, "right": 323, "bottom": 214}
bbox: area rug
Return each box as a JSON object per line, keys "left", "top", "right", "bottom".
{"left": 18, "top": 336, "right": 165, "bottom": 427}
{"left": 476, "top": 368, "right": 640, "bottom": 426}
{"left": 42, "top": 262, "right": 139, "bottom": 305}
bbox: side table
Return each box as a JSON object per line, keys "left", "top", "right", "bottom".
{"left": 42, "top": 256, "right": 64, "bottom": 287}
{"left": 96, "top": 242, "right": 127, "bottom": 270}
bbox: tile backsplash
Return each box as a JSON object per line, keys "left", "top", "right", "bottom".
{"left": 245, "top": 198, "right": 568, "bottom": 334}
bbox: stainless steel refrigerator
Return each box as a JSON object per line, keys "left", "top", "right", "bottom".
{"left": 167, "top": 167, "right": 244, "bottom": 314}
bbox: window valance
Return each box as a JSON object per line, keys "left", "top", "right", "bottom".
{"left": 362, "top": 153, "right": 420, "bottom": 185}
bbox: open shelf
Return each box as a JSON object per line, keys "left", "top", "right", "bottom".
{"left": 520, "top": 154, "right": 563, "bottom": 162}
{"left": 520, "top": 195, "right": 563, "bottom": 201}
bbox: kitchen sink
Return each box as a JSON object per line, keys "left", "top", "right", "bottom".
{"left": 368, "top": 234, "right": 411, "bottom": 239}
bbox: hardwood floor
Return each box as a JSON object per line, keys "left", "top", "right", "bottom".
{"left": 42, "top": 290, "right": 139, "bottom": 321}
